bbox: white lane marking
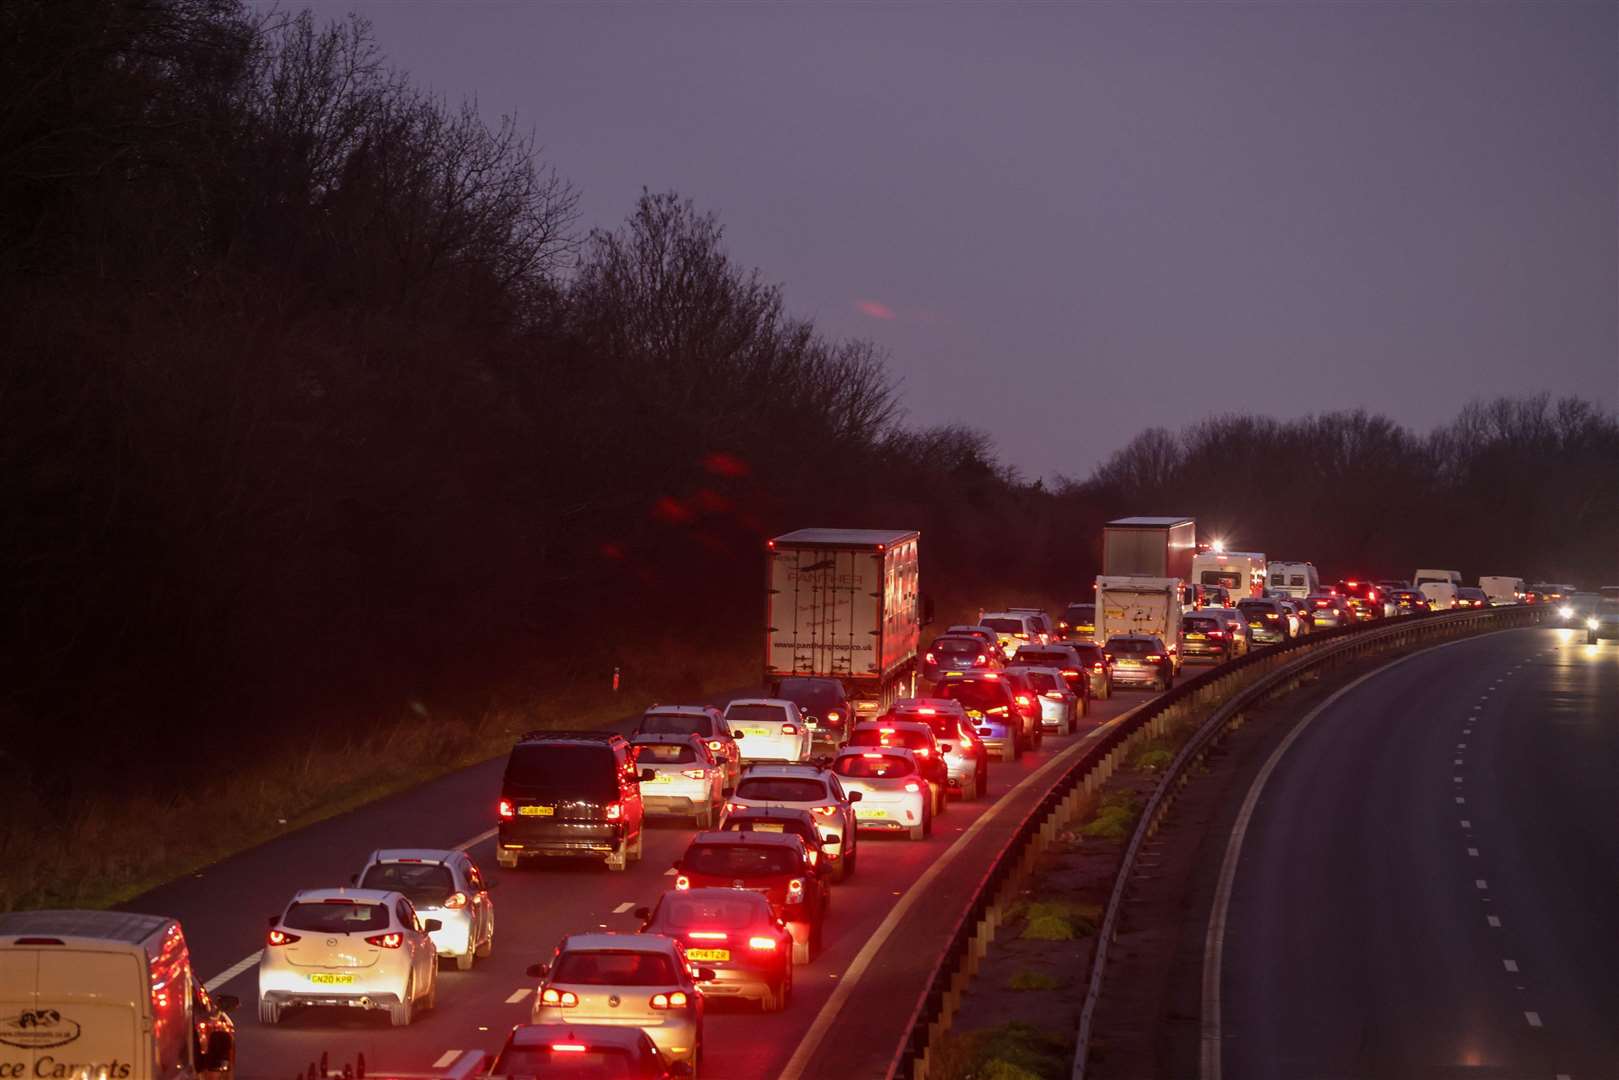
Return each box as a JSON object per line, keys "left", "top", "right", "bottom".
{"left": 1463, "top": 728, "right": 1472, "bottom": 735}
{"left": 433, "top": 1052, "right": 460, "bottom": 1069}
{"left": 505, "top": 988, "right": 531, "bottom": 1004}
{"left": 664, "top": 867, "right": 678, "bottom": 876}
{"left": 1454, "top": 759, "right": 1464, "bottom": 765}
{"left": 203, "top": 951, "right": 261, "bottom": 992}
{"left": 1457, "top": 743, "right": 1467, "bottom": 749}
{"left": 1453, "top": 776, "right": 1463, "bottom": 783}
{"left": 1198, "top": 632, "right": 1500, "bottom": 1080}
{"left": 1455, "top": 797, "right": 1466, "bottom": 804}
{"left": 1525, "top": 1011, "right": 1543, "bottom": 1028}
{"left": 1487, "top": 915, "right": 1501, "bottom": 927}
{"left": 204, "top": 822, "right": 498, "bottom": 989}
{"left": 612, "top": 902, "right": 636, "bottom": 914}
{"left": 1467, "top": 848, "right": 1479, "bottom": 857}
{"left": 1502, "top": 959, "right": 1519, "bottom": 973}
{"left": 1460, "top": 820, "right": 1471, "bottom": 828}
{"left": 779, "top": 707, "right": 1132, "bottom": 1080}
{"left": 1476, "top": 879, "right": 1489, "bottom": 889}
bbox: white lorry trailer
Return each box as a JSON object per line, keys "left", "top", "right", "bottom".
{"left": 1095, "top": 575, "right": 1184, "bottom": 672}
{"left": 765, "top": 528, "right": 922, "bottom": 721}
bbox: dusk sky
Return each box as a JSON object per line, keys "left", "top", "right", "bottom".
{"left": 284, "top": 1, "right": 1617, "bottom": 480}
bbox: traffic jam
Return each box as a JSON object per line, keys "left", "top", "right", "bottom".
{"left": 1, "top": 522, "right": 1570, "bottom": 1080}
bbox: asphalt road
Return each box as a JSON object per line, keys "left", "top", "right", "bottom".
{"left": 1218, "top": 627, "right": 1618, "bottom": 1080}
{"left": 126, "top": 683, "right": 1153, "bottom": 1080}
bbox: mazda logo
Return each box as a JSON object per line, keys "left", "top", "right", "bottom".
{"left": 607, "top": 995, "right": 621, "bottom": 1009}
{"left": 326, "top": 938, "right": 337, "bottom": 947}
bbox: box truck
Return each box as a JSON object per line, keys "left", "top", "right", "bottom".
{"left": 0, "top": 910, "right": 237, "bottom": 1080}
{"left": 1101, "top": 517, "right": 1197, "bottom": 580}
{"left": 1095, "top": 575, "right": 1184, "bottom": 671}
{"left": 766, "top": 529, "right": 922, "bottom": 719}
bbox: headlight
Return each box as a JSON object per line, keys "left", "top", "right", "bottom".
{"left": 1558, "top": 606, "right": 1573, "bottom": 619}
{"left": 1587, "top": 618, "right": 1600, "bottom": 630}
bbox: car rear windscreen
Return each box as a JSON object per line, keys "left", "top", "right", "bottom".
{"left": 776, "top": 678, "right": 844, "bottom": 708}
{"left": 358, "top": 863, "right": 456, "bottom": 906}
{"left": 1063, "top": 605, "right": 1095, "bottom": 624}
{"left": 835, "top": 753, "right": 915, "bottom": 778}
{"left": 980, "top": 618, "right": 1024, "bottom": 634}
{"left": 491, "top": 1047, "right": 634, "bottom": 1076}
{"left": 639, "top": 713, "right": 711, "bottom": 736}
{"left": 726, "top": 816, "right": 815, "bottom": 844}
{"left": 684, "top": 843, "right": 798, "bottom": 878}
{"left": 1020, "top": 670, "right": 1063, "bottom": 693}
{"left": 850, "top": 728, "right": 929, "bottom": 750}
{"left": 283, "top": 901, "right": 389, "bottom": 933}
{"left": 634, "top": 743, "right": 697, "bottom": 764}
{"left": 504, "top": 745, "right": 617, "bottom": 795}
{"left": 1105, "top": 639, "right": 1158, "bottom": 655}
{"left": 656, "top": 893, "right": 770, "bottom": 928}
{"left": 726, "top": 704, "right": 788, "bottom": 726}
{"left": 929, "top": 637, "right": 982, "bottom": 656}
{"left": 553, "top": 950, "right": 676, "bottom": 986}
{"left": 936, "top": 682, "right": 1010, "bottom": 711}
{"left": 1071, "top": 644, "right": 1105, "bottom": 663}
{"left": 1011, "top": 649, "right": 1069, "bottom": 667}
{"left": 1184, "top": 617, "right": 1221, "bottom": 632}
{"left": 735, "top": 777, "right": 825, "bottom": 801}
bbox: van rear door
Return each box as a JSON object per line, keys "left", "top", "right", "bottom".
{"left": 3, "top": 946, "right": 146, "bottom": 1080}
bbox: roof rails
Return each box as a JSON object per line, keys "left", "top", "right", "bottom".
{"left": 517, "top": 730, "right": 627, "bottom": 743}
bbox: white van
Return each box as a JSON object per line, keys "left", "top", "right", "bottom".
{"left": 1418, "top": 582, "right": 1459, "bottom": 610}
{"left": 1413, "top": 568, "right": 1463, "bottom": 589}
{"left": 0, "top": 910, "right": 237, "bottom": 1080}
{"left": 1266, "top": 561, "right": 1319, "bottom": 599}
{"left": 1478, "top": 576, "right": 1527, "bottom": 605}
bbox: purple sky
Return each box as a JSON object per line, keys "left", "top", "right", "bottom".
{"left": 282, "top": 2, "right": 1617, "bottom": 480}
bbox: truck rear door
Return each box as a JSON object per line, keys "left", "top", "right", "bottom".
{"left": 768, "top": 546, "right": 878, "bottom": 679}
{"left": 3, "top": 946, "right": 147, "bottom": 1080}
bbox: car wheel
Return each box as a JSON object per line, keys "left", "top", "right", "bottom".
{"left": 496, "top": 849, "right": 518, "bottom": 869}
{"left": 423, "top": 968, "right": 438, "bottom": 1011}
{"left": 389, "top": 978, "right": 414, "bottom": 1027}
{"left": 792, "top": 932, "right": 811, "bottom": 965}
{"left": 476, "top": 916, "right": 493, "bottom": 959}
{"left": 606, "top": 842, "right": 628, "bottom": 872}
{"left": 455, "top": 950, "right": 474, "bottom": 972}
{"left": 257, "top": 998, "right": 279, "bottom": 1026}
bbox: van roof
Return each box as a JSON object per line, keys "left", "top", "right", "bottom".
{"left": 0, "top": 909, "right": 171, "bottom": 946}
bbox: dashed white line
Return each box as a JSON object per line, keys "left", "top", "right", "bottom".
{"left": 664, "top": 867, "right": 678, "bottom": 876}
{"left": 1475, "top": 879, "right": 1489, "bottom": 890}
{"left": 1455, "top": 796, "right": 1467, "bottom": 804}
{"left": 1467, "top": 848, "right": 1479, "bottom": 857}
{"left": 1453, "top": 776, "right": 1463, "bottom": 783}
{"left": 1502, "top": 959, "right": 1519, "bottom": 973}
{"left": 1524, "top": 1011, "right": 1543, "bottom": 1028}
{"left": 1487, "top": 915, "right": 1501, "bottom": 928}
{"left": 454, "top": 828, "right": 498, "bottom": 852}
{"left": 1454, "top": 758, "right": 1464, "bottom": 765}
{"left": 203, "top": 951, "right": 261, "bottom": 992}
{"left": 612, "top": 901, "right": 636, "bottom": 914}
{"left": 434, "top": 1051, "right": 461, "bottom": 1069}
{"left": 504, "top": 988, "right": 532, "bottom": 1004}
{"left": 1460, "top": 819, "right": 1471, "bottom": 828}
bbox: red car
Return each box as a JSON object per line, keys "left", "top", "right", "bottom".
{"left": 1334, "top": 580, "right": 1388, "bottom": 620}
{"left": 878, "top": 698, "right": 989, "bottom": 800}
{"left": 673, "top": 832, "right": 827, "bottom": 963}
{"left": 635, "top": 887, "right": 795, "bottom": 1013}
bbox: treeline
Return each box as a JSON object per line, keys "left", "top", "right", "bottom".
{"left": 2, "top": 1, "right": 1613, "bottom": 805}
{"left": 1075, "top": 398, "right": 1619, "bottom": 586}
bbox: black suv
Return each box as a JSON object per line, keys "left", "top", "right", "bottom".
{"left": 771, "top": 677, "right": 854, "bottom": 749}
{"left": 497, "top": 731, "right": 647, "bottom": 872}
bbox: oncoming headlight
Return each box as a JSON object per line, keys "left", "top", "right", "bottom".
{"left": 1557, "top": 606, "right": 1573, "bottom": 619}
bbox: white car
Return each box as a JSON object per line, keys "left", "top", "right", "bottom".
{"left": 631, "top": 733, "right": 727, "bottom": 827}
{"left": 355, "top": 848, "right": 495, "bottom": 971}
{"left": 977, "top": 611, "right": 1048, "bottom": 658}
{"left": 1003, "top": 665, "right": 1079, "bottom": 735}
{"left": 831, "top": 747, "right": 932, "bottom": 840}
{"left": 726, "top": 764, "right": 860, "bottom": 878}
{"left": 528, "top": 933, "right": 705, "bottom": 1069}
{"left": 723, "top": 698, "right": 813, "bottom": 762}
{"left": 259, "top": 888, "right": 440, "bottom": 1026}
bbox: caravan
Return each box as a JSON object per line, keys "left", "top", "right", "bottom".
{"left": 1191, "top": 551, "right": 1267, "bottom": 600}
{"left": 1267, "top": 561, "right": 1320, "bottom": 599}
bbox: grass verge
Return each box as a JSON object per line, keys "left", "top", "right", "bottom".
{"left": 0, "top": 640, "right": 755, "bottom": 912}
{"left": 929, "top": 1021, "right": 1072, "bottom": 1080}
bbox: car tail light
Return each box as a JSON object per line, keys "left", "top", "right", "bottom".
{"left": 1093, "top": 662, "right": 1104, "bottom": 671}
{"left": 1208, "top": 630, "right": 1224, "bottom": 637}
{"left": 651, "top": 991, "right": 689, "bottom": 1009}
{"left": 812, "top": 804, "right": 838, "bottom": 816}
{"left": 986, "top": 705, "right": 1009, "bottom": 715}
{"left": 827, "top": 710, "right": 840, "bottom": 723}
{"left": 861, "top": 752, "right": 882, "bottom": 758}
{"left": 675, "top": 875, "right": 691, "bottom": 891}
{"left": 365, "top": 932, "right": 403, "bottom": 949}
{"left": 983, "top": 672, "right": 1000, "bottom": 680}
{"left": 551, "top": 1044, "right": 587, "bottom": 1053}
{"left": 266, "top": 929, "right": 300, "bottom": 946}
{"left": 707, "top": 740, "right": 725, "bottom": 752}
{"left": 904, "top": 782, "right": 921, "bottom": 793}
{"left": 918, "top": 707, "right": 936, "bottom": 714}
{"left": 604, "top": 802, "right": 624, "bottom": 821}
{"left": 925, "top": 652, "right": 936, "bottom": 664}
{"left": 749, "top": 936, "right": 778, "bottom": 951}
{"left": 787, "top": 878, "right": 805, "bottom": 901}
{"left": 915, "top": 747, "right": 931, "bottom": 757}
{"left": 1145, "top": 655, "right": 1162, "bottom": 662}
{"left": 781, "top": 723, "right": 799, "bottom": 736}
{"left": 1061, "top": 668, "right": 1080, "bottom": 677}
{"left": 683, "top": 768, "right": 708, "bottom": 780}
{"left": 688, "top": 931, "right": 727, "bottom": 941}
{"left": 540, "top": 987, "right": 578, "bottom": 1008}
{"left": 1014, "top": 633, "right": 1029, "bottom": 640}
{"left": 1265, "top": 613, "right": 1279, "bottom": 620}
{"left": 498, "top": 798, "right": 515, "bottom": 820}
{"left": 442, "top": 891, "right": 469, "bottom": 910}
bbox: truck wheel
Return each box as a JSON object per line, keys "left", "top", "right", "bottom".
{"left": 257, "top": 999, "right": 280, "bottom": 1026}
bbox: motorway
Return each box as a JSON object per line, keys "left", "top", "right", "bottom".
{"left": 1215, "top": 627, "right": 1618, "bottom": 1080}
{"left": 127, "top": 686, "right": 1146, "bottom": 1080}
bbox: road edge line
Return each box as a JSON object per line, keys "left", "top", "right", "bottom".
{"left": 1199, "top": 629, "right": 1521, "bottom": 1080}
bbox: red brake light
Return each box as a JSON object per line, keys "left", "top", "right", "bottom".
{"left": 925, "top": 652, "right": 936, "bottom": 664}
{"left": 1015, "top": 694, "right": 1032, "bottom": 706}
{"left": 786, "top": 878, "right": 805, "bottom": 901}
{"left": 551, "top": 1044, "right": 587, "bottom": 1053}
{"left": 1061, "top": 669, "right": 1079, "bottom": 677}
{"left": 1208, "top": 630, "right": 1224, "bottom": 637}
{"left": 365, "top": 932, "right": 403, "bottom": 949}
{"left": 983, "top": 673, "right": 1000, "bottom": 680}
{"left": 498, "top": 798, "right": 515, "bottom": 820}
{"left": 688, "top": 931, "right": 727, "bottom": 941}
{"left": 749, "top": 936, "right": 778, "bottom": 951}
{"left": 1093, "top": 662, "right": 1104, "bottom": 670}
{"left": 675, "top": 875, "right": 690, "bottom": 891}
{"left": 605, "top": 802, "right": 624, "bottom": 821}
{"left": 861, "top": 752, "right": 882, "bottom": 758}
{"left": 1145, "top": 655, "right": 1162, "bottom": 662}
{"left": 540, "top": 987, "right": 578, "bottom": 1007}
{"left": 827, "top": 710, "right": 840, "bottom": 722}
{"left": 266, "top": 929, "right": 300, "bottom": 947}
{"left": 781, "top": 723, "right": 799, "bottom": 736}
{"left": 918, "top": 707, "right": 936, "bottom": 714}
{"left": 973, "top": 654, "right": 987, "bottom": 666}
{"left": 707, "top": 740, "right": 724, "bottom": 752}
{"left": 443, "top": 891, "right": 469, "bottom": 910}
{"left": 812, "top": 804, "right": 838, "bottom": 816}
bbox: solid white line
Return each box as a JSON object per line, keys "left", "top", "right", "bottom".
{"left": 612, "top": 902, "right": 636, "bottom": 914}
{"left": 778, "top": 709, "right": 1131, "bottom": 1080}
{"left": 1502, "top": 959, "right": 1519, "bottom": 973}
{"left": 504, "top": 988, "right": 531, "bottom": 1004}
{"left": 1487, "top": 915, "right": 1501, "bottom": 927}
{"left": 203, "top": 950, "right": 261, "bottom": 992}
{"left": 1200, "top": 632, "right": 1507, "bottom": 1080}
{"left": 203, "top": 822, "right": 498, "bottom": 989}
{"left": 433, "top": 1052, "right": 460, "bottom": 1069}
{"left": 1525, "top": 1011, "right": 1543, "bottom": 1028}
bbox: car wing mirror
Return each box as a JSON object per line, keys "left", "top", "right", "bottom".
{"left": 940, "top": 743, "right": 953, "bottom": 753}
{"left": 423, "top": 918, "right": 443, "bottom": 933}
{"left": 823, "top": 833, "right": 841, "bottom": 846}
{"left": 633, "top": 906, "right": 652, "bottom": 921}
{"left": 697, "top": 967, "right": 717, "bottom": 981}
{"left": 847, "top": 791, "right": 862, "bottom": 802}
{"left": 525, "top": 962, "right": 548, "bottom": 978}
{"left": 640, "top": 767, "right": 657, "bottom": 782}
{"left": 214, "top": 994, "right": 240, "bottom": 1013}
{"left": 730, "top": 729, "right": 744, "bottom": 737}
